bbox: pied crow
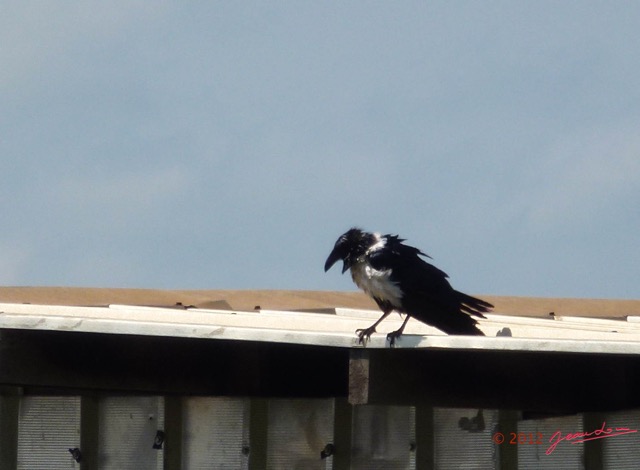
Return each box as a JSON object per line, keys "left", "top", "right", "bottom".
{"left": 324, "top": 228, "right": 493, "bottom": 346}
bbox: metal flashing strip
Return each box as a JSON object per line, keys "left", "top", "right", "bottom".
{"left": 1, "top": 302, "right": 640, "bottom": 354}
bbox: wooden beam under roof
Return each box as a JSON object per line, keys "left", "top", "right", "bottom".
{"left": 348, "top": 347, "right": 640, "bottom": 412}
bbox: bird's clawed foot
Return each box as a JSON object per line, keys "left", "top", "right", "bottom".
{"left": 386, "top": 329, "right": 403, "bottom": 347}
{"left": 355, "top": 326, "right": 377, "bottom": 346}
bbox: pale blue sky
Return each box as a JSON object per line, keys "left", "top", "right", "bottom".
{"left": 1, "top": 2, "right": 639, "bottom": 299}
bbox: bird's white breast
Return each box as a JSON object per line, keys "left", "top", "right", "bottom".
{"left": 350, "top": 258, "right": 403, "bottom": 308}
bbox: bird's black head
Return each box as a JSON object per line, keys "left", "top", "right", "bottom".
{"left": 324, "top": 228, "right": 371, "bottom": 274}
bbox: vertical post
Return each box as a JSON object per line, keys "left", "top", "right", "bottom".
{"left": 163, "top": 397, "right": 182, "bottom": 470}
{"left": 414, "top": 406, "right": 435, "bottom": 470}
{"left": 583, "top": 413, "right": 605, "bottom": 470}
{"left": 497, "top": 410, "right": 519, "bottom": 470}
{"left": 80, "top": 396, "right": 100, "bottom": 470}
{"left": 332, "top": 398, "right": 352, "bottom": 470}
{"left": 248, "top": 399, "right": 268, "bottom": 470}
{"left": 0, "top": 388, "right": 20, "bottom": 470}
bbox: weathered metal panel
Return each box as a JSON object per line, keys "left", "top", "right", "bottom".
{"left": 16, "top": 396, "right": 81, "bottom": 470}
{"left": 518, "top": 414, "right": 584, "bottom": 469}
{"left": 266, "top": 398, "right": 335, "bottom": 470}
{"left": 97, "top": 396, "right": 164, "bottom": 470}
{"left": 433, "top": 407, "right": 499, "bottom": 469}
{"left": 4, "top": 301, "right": 640, "bottom": 350}
{"left": 351, "top": 405, "right": 414, "bottom": 470}
{"left": 602, "top": 408, "right": 640, "bottom": 468}
{"left": 181, "top": 397, "right": 249, "bottom": 470}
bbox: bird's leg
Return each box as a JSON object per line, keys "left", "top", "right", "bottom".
{"left": 355, "top": 310, "right": 392, "bottom": 346}
{"left": 386, "top": 314, "right": 411, "bottom": 347}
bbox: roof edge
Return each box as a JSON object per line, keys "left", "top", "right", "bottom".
{"left": 0, "top": 286, "right": 638, "bottom": 318}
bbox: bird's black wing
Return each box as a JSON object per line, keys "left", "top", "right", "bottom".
{"left": 367, "top": 236, "right": 453, "bottom": 304}
{"left": 367, "top": 236, "right": 490, "bottom": 335}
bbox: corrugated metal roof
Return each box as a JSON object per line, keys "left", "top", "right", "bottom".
{"left": 2, "top": 293, "right": 640, "bottom": 354}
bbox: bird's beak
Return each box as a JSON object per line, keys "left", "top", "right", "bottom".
{"left": 340, "top": 260, "right": 350, "bottom": 274}
{"left": 324, "top": 248, "right": 346, "bottom": 273}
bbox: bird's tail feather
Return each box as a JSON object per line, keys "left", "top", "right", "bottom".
{"left": 455, "top": 291, "right": 494, "bottom": 319}
{"left": 435, "top": 310, "right": 485, "bottom": 336}
{"left": 424, "top": 291, "right": 492, "bottom": 336}
{"left": 403, "top": 291, "right": 493, "bottom": 336}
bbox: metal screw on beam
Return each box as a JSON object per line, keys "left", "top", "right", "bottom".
{"left": 68, "top": 448, "right": 82, "bottom": 463}
{"left": 321, "top": 443, "right": 335, "bottom": 459}
{"left": 152, "top": 430, "right": 165, "bottom": 450}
